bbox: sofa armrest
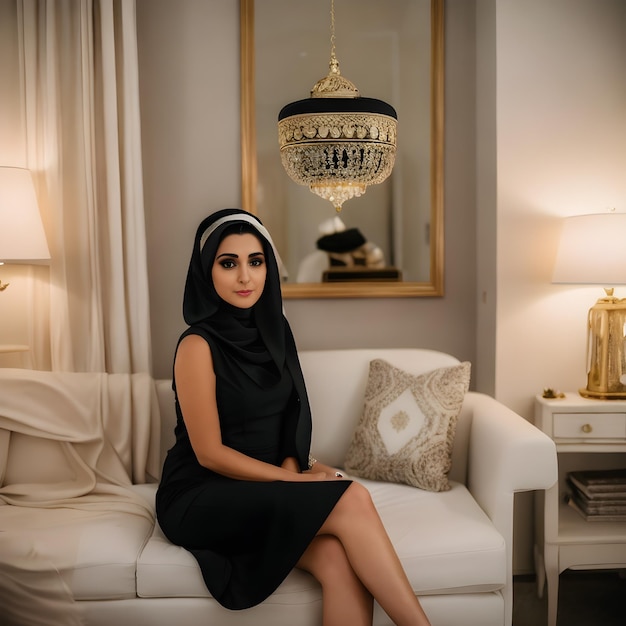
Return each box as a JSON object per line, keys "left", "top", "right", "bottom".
{"left": 462, "top": 391, "right": 557, "bottom": 625}
{"left": 464, "top": 391, "right": 557, "bottom": 524}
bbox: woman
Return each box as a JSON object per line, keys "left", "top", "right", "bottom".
{"left": 156, "top": 208, "right": 432, "bottom": 626}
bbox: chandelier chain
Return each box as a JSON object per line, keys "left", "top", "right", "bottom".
{"left": 329, "top": 0, "right": 337, "bottom": 71}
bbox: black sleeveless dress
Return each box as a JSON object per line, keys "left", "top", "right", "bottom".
{"left": 156, "top": 328, "right": 350, "bottom": 610}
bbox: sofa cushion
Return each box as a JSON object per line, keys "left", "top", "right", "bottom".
{"left": 133, "top": 483, "right": 320, "bottom": 601}
{"left": 135, "top": 479, "right": 504, "bottom": 599}
{"left": 364, "top": 478, "right": 504, "bottom": 594}
{"left": 0, "top": 505, "right": 154, "bottom": 600}
{"left": 298, "top": 349, "right": 462, "bottom": 470}
{"left": 344, "top": 360, "right": 471, "bottom": 491}
{"left": 137, "top": 521, "right": 321, "bottom": 601}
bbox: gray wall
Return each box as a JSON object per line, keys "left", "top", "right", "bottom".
{"left": 136, "top": 0, "right": 478, "bottom": 382}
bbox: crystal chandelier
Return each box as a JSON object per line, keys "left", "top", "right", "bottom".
{"left": 277, "top": 0, "right": 398, "bottom": 212}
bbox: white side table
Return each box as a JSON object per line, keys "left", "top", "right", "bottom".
{"left": 534, "top": 393, "right": 626, "bottom": 626}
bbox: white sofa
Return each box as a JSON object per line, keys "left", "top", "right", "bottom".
{"left": 0, "top": 349, "right": 557, "bottom": 626}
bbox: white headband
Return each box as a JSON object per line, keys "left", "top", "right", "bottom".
{"left": 200, "top": 213, "right": 288, "bottom": 281}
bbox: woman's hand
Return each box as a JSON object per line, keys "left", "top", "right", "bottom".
{"left": 298, "top": 471, "right": 343, "bottom": 482}
{"left": 281, "top": 457, "right": 347, "bottom": 481}
{"left": 307, "top": 459, "right": 347, "bottom": 480}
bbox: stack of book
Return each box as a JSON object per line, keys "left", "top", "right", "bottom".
{"left": 566, "top": 468, "right": 626, "bottom": 522}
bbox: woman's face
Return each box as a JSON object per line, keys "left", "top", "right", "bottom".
{"left": 211, "top": 232, "right": 267, "bottom": 309}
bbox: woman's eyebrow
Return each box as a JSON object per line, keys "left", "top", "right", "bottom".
{"left": 216, "top": 251, "right": 264, "bottom": 260}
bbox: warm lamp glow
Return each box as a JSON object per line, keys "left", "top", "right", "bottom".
{"left": 0, "top": 166, "right": 50, "bottom": 265}
{"left": 553, "top": 213, "right": 626, "bottom": 286}
{"left": 553, "top": 212, "right": 626, "bottom": 399}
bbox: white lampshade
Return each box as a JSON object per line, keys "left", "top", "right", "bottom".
{"left": 552, "top": 213, "right": 626, "bottom": 286}
{"left": 552, "top": 212, "right": 626, "bottom": 399}
{"left": 0, "top": 166, "right": 50, "bottom": 264}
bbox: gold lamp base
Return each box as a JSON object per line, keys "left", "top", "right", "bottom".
{"left": 579, "top": 388, "right": 626, "bottom": 400}
{"left": 579, "top": 292, "right": 626, "bottom": 400}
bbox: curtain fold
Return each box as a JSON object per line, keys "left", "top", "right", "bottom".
{"left": 18, "top": 0, "right": 152, "bottom": 374}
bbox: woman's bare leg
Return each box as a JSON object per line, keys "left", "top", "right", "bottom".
{"left": 318, "top": 482, "right": 432, "bottom": 626}
{"left": 298, "top": 535, "right": 374, "bottom": 626}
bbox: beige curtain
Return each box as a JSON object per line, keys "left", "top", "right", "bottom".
{"left": 18, "top": 0, "right": 152, "bottom": 373}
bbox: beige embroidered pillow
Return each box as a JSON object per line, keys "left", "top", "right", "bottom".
{"left": 344, "top": 359, "right": 471, "bottom": 492}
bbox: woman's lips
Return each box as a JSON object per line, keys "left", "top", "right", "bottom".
{"left": 236, "top": 290, "right": 253, "bottom": 296}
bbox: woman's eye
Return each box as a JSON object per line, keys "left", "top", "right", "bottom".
{"left": 220, "top": 260, "right": 236, "bottom": 269}
{"left": 250, "top": 258, "right": 264, "bottom": 267}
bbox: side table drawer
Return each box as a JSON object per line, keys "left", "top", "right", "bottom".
{"left": 553, "top": 412, "right": 626, "bottom": 439}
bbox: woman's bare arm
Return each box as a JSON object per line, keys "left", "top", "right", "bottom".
{"left": 175, "top": 334, "right": 333, "bottom": 483}
{"left": 282, "top": 456, "right": 346, "bottom": 478}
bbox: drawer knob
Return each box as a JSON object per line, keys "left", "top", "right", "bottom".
{"left": 581, "top": 423, "right": 593, "bottom": 433}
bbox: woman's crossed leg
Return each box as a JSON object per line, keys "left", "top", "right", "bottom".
{"left": 298, "top": 482, "right": 432, "bottom": 626}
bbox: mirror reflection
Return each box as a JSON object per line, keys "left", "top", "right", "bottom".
{"left": 241, "top": 0, "right": 444, "bottom": 297}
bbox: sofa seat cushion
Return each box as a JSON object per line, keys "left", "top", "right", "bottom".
{"left": 138, "top": 525, "right": 321, "bottom": 601}
{"left": 363, "top": 478, "right": 505, "bottom": 594}
{"left": 134, "top": 482, "right": 319, "bottom": 601}
{"left": 136, "top": 479, "right": 505, "bottom": 600}
{"left": 0, "top": 505, "right": 154, "bottom": 600}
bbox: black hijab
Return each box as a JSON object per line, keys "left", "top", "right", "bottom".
{"left": 180, "top": 208, "right": 312, "bottom": 470}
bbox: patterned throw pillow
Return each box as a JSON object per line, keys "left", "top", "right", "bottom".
{"left": 344, "top": 359, "right": 471, "bottom": 492}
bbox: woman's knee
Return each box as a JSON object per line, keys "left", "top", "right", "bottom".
{"left": 319, "top": 481, "right": 378, "bottom": 537}
{"left": 339, "top": 481, "right": 376, "bottom": 514}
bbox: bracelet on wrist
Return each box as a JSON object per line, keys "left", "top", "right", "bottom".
{"left": 308, "top": 454, "right": 317, "bottom": 470}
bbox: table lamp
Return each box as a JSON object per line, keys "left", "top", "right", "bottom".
{"left": 0, "top": 166, "right": 51, "bottom": 290}
{"left": 552, "top": 212, "right": 626, "bottom": 399}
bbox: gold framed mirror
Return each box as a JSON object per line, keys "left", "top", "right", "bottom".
{"left": 241, "top": 0, "right": 444, "bottom": 298}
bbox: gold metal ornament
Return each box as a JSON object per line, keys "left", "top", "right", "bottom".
{"left": 581, "top": 288, "right": 626, "bottom": 399}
